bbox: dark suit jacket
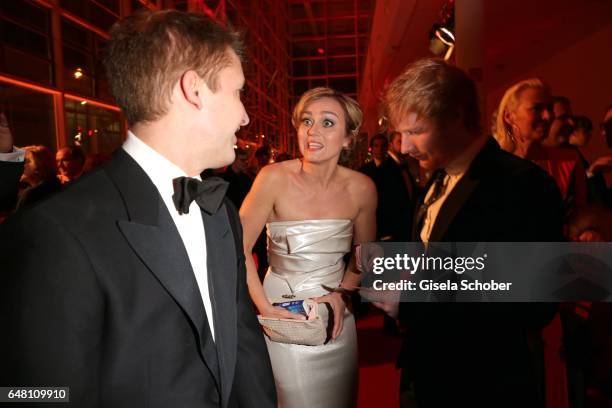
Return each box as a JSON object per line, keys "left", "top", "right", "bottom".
{"left": 0, "top": 150, "right": 276, "bottom": 407}
{"left": 399, "top": 138, "right": 563, "bottom": 408}
{"left": 0, "top": 160, "right": 24, "bottom": 212}
{"left": 220, "top": 166, "right": 253, "bottom": 209}
{"left": 360, "top": 157, "right": 414, "bottom": 241}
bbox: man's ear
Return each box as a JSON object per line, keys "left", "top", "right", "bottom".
{"left": 503, "top": 108, "right": 514, "bottom": 128}
{"left": 180, "top": 70, "right": 203, "bottom": 109}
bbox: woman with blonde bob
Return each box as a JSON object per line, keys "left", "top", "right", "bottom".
{"left": 494, "top": 78, "right": 587, "bottom": 210}
{"left": 494, "top": 78, "right": 553, "bottom": 158}
{"left": 240, "top": 87, "right": 376, "bottom": 407}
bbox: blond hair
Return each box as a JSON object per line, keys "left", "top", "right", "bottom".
{"left": 383, "top": 58, "right": 481, "bottom": 132}
{"left": 292, "top": 87, "right": 363, "bottom": 139}
{"left": 494, "top": 78, "right": 550, "bottom": 153}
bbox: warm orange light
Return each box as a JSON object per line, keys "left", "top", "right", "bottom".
{"left": 74, "top": 68, "right": 83, "bottom": 79}
{"left": 0, "top": 75, "right": 121, "bottom": 113}
{"left": 0, "top": 74, "right": 60, "bottom": 95}
{"left": 80, "top": 100, "right": 88, "bottom": 105}
{"left": 65, "top": 94, "right": 121, "bottom": 112}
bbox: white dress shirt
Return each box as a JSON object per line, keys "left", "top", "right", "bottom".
{"left": 420, "top": 137, "right": 488, "bottom": 243}
{"left": 0, "top": 147, "right": 25, "bottom": 162}
{"left": 122, "top": 131, "right": 215, "bottom": 341}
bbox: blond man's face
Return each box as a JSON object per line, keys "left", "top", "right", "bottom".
{"left": 392, "top": 112, "right": 468, "bottom": 171}
{"left": 196, "top": 51, "right": 250, "bottom": 169}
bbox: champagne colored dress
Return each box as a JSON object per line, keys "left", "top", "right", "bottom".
{"left": 263, "top": 219, "right": 357, "bottom": 408}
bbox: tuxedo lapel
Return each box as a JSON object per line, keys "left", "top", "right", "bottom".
{"left": 428, "top": 172, "right": 479, "bottom": 242}
{"left": 203, "top": 204, "right": 237, "bottom": 408}
{"left": 104, "top": 150, "right": 221, "bottom": 390}
{"left": 428, "top": 139, "right": 497, "bottom": 242}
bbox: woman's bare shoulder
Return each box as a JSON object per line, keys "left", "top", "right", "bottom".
{"left": 254, "top": 159, "right": 300, "bottom": 185}
{"left": 339, "top": 166, "right": 376, "bottom": 195}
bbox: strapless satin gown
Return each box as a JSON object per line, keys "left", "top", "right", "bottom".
{"left": 263, "top": 219, "right": 358, "bottom": 408}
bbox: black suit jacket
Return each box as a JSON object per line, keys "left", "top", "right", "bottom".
{"left": 360, "top": 157, "right": 414, "bottom": 241}
{"left": 0, "top": 160, "right": 23, "bottom": 212}
{"left": 399, "top": 138, "right": 563, "bottom": 408}
{"left": 0, "top": 150, "right": 276, "bottom": 407}
{"left": 220, "top": 166, "right": 253, "bottom": 209}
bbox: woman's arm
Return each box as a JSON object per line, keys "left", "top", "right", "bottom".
{"left": 240, "top": 165, "right": 301, "bottom": 319}
{"left": 315, "top": 173, "right": 377, "bottom": 340}
{"left": 343, "top": 175, "right": 377, "bottom": 289}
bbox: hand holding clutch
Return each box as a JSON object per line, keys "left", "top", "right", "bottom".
{"left": 257, "top": 299, "right": 331, "bottom": 346}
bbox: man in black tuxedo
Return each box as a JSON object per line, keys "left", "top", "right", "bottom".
{"left": 360, "top": 133, "right": 414, "bottom": 241}
{"left": 377, "top": 59, "right": 563, "bottom": 407}
{"left": 0, "top": 10, "right": 276, "bottom": 407}
{"left": 220, "top": 147, "right": 253, "bottom": 209}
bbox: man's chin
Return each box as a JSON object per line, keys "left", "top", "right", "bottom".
{"left": 218, "top": 151, "right": 236, "bottom": 169}
{"left": 419, "top": 160, "right": 436, "bottom": 171}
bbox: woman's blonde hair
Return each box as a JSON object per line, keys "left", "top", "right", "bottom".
{"left": 292, "top": 87, "right": 363, "bottom": 140}
{"left": 494, "top": 78, "right": 550, "bottom": 152}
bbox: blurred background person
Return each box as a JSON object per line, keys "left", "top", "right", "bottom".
{"left": 55, "top": 145, "right": 85, "bottom": 185}
{"left": 543, "top": 96, "right": 575, "bottom": 148}
{"left": 494, "top": 78, "right": 552, "bottom": 158}
{"left": 585, "top": 105, "right": 612, "bottom": 207}
{"left": 360, "top": 132, "right": 414, "bottom": 242}
{"left": 16, "top": 145, "right": 60, "bottom": 210}
{"left": 388, "top": 129, "right": 426, "bottom": 189}
{"left": 249, "top": 143, "right": 271, "bottom": 178}
{"left": 495, "top": 79, "right": 588, "bottom": 214}
{"left": 220, "top": 146, "right": 253, "bottom": 208}
{"left": 569, "top": 115, "right": 593, "bottom": 148}
{"left": 361, "top": 132, "right": 388, "bottom": 172}
{"left": 359, "top": 132, "right": 415, "bottom": 331}
{"left": 567, "top": 115, "right": 608, "bottom": 204}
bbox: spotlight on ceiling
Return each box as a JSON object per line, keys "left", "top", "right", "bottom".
{"left": 429, "top": 23, "right": 455, "bottom": 61}
{"left": 429, "top": 0, "right": 455, "bottom": 61}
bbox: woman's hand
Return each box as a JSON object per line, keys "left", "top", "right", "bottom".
{"left": 313, "top": 292, "right": 346, "bottom": 341}
{"left": 258, "top": 302, "right": 306, "bottom": 320}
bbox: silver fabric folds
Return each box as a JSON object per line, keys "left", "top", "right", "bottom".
{"left": 262, "top": 219, "right": 358, "bottom": 408}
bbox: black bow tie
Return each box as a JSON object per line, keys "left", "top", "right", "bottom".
{"left": 172, "top": 176, "right": 229, "bottom": 215}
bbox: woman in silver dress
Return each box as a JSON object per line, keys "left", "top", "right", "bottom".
{"left": 240, "top": 87, "right": 376, "bottom": 408}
